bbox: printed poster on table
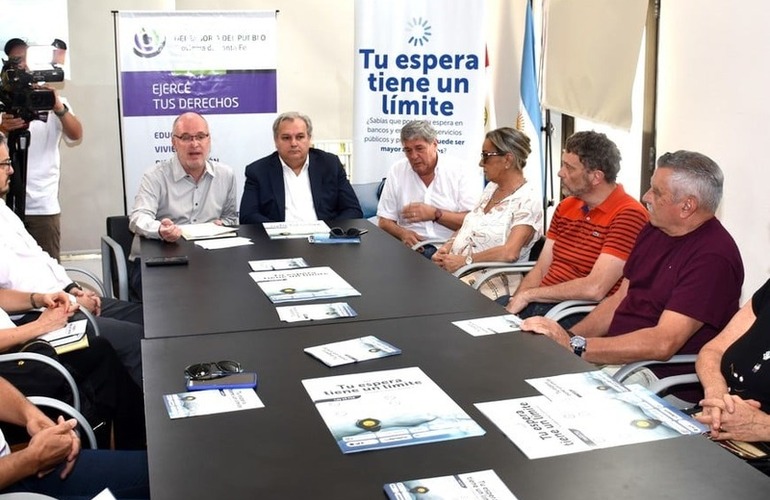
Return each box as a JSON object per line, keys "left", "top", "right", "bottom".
{"left": 116, "top": 11, "right": 278, "bottom": 210}
{"left": 303, "top": 367, "right": 485, "bottom": 453}
{"left": 475, "top": 382, "right": 707, "bottom": 459}
{"left": 384, "top": 469, "right": 517, "bottom": 500}
{"left": 249, "top": 266, "right": 361, "bottom": 304}
{"left": 353, "top": 0, "right": 486, "bottom": 182}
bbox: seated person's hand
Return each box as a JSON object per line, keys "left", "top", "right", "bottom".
{"left": 0, "top": 112, "right": 27, "bottom": 133}
{"left": 71, "top": 288, "right": 101, "bottom": 316}
{"left": 400, "top": 229, "right": 424, "bottom": 248}
{"left": 505, "top": 292, "right": 530, "bottom": 314}
{"left": 26, "top": 417, "right": 78, "bottom": 478}
{"left": 437, "top": 253, "right": 465, "bottom": 273}
{"left": 35, "top": 303, "right": 72, "bottom": 333}
{"left": 520, "top": 316, "right": 571, "bottom": 349}
{"left": 697, "top": 394, "right": 766, "bottom": 441}
{"left": 159, "top": 218, "right": 182, "bottom": 242}
{"left": 401, "top": 202, "right": 435, "bottom": 223}
{"left": 35, "top": 291, "right": 79, "bottom": 313}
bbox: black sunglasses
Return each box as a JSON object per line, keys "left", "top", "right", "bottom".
{"left": 184, "top": 360, "right": 243, "bottom": 380}
{"left": 329, "top": 227, "right": 368, "bottom": 239}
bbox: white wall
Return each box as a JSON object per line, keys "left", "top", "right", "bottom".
{"left": 657, "top": 0, "right": 770, "bottom": 298}
{"left": 58, "top": 0, "right": 355, "bottom": 254}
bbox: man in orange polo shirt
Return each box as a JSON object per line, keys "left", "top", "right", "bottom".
{"left": 504, "top": 131, "right": 648, "bottom": 325}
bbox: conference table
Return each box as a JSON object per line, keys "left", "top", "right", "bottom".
{"left": 140, "top": 221, "right": 501, "bottom": 338}
{"left": 139, "top": 221, "right": 770, "bottom": 499}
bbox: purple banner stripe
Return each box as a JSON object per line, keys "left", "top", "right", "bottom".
{"left": 121, "top": 70, "right": 277, "bottom": 117}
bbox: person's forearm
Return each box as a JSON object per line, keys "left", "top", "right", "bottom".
{"left": 59, "top": 112, "right": 83, "bottom": 141}
{"left": 0, "top": 449, "right": 40, "bottom": 489}
{"left": 569, "top": 298, "right": 615, "bottom": 338}
{"left": 129, "top": 211, "right": 162, "bottom": 239}
{"left": 0, "top": 320, "right": 55, "bottom": 352}
{"left": 435, "top": 210, "right": 466, "bottom": 231}
{"left": 697, "top": 346, "right": 730, "bottom": 398}
{"left": 378, "top": 218, "right": 408, "bottom": 240}
{"left": 0, "top": 289, "right": 39, "bottom": 313}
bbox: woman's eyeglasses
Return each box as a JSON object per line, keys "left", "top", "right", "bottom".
{"left": 480, "top": 151, "right": 506, "bottom": 164}
{"left": 329, "top": 227, "right": 368, "bottom": 239}
{"left": 184, "top": 360, "right": 243, "bottom": 380}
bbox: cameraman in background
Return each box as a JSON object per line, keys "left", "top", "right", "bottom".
{"left": 0, "top": 38, "right": 82, "bottom": 261}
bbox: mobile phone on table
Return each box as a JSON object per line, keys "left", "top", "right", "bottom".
{"left": 186, "top": 372, "right": 258, "bottom": 391}
{"left": 145, "top": 256, "right": 189, "bottom": 267}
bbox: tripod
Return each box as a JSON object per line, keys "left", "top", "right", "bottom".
{"left": 6, "top": 127, "right": 30, "bottom": 221}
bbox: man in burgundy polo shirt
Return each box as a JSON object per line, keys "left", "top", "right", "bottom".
{"left": 522, "top": 151, "right": 744, "bottom": 398}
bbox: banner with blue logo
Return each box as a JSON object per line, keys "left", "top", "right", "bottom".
{"left": 116, "top": 11, "right": 278, "bottom": 210}
{"left": 352, "top": 0, "right": 487, "bottom": 183}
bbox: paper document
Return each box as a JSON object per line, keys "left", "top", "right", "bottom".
{"left": 249, "top": 257, "right": 308, "bottom": 271}
{"left": 39, "top": 319, "right": 87, "bottom": 346}
{"left": 303, "top": 367, "right": 485, "bottom": 453}
{"left": 305, "top": 335, "right": 400, "bottom": 367}
{"left": 476, "top": 382, "right": 707, "bottom": 459}
{"left": 263, "top": 220, "right": 330, "bottom": 239}
{"left": 179, "top": 222, "right": 238, "bottom": 240}
{"left": 276, "top": 302, "right": 357, "bottom": 323}
{"left": 195, "top": 236, "right": 253, "bottom": 250}
{"left": 163, "top": 388, "right": 264, "bottom": 419}
{"left": 249, "top": 266, "right": 361, "bottom": 304}
{"left": 452, "top": 314, "right": 522, "bottom": 336}
{"left": 384, "top": 469, "right": 517, "bottom": 500}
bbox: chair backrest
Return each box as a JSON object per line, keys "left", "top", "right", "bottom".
{"left": 528, "top": 236, "right": 546, "bottom": 261}
{"left": 352, "top": 178, "right": 386, "bottom": 219}
{"left": 102, "top": 216, "right": 132, "bottom": 300}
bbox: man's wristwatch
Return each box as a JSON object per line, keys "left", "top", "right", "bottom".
{"left": 465, "top": 253, "right": 473, "bottom": 265}
{"left": 569, "top": 335, "right": 587, "bottom": 357}
{"left": 54, "top": 103, "right": 69, "bottom": 117}
{"left": 64, "top": 282, "right": 83, "bottom": 293}
{"left": 433, "top": 208, "right": 443, "bottom": 222}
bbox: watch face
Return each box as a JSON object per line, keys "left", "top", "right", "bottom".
{"left": 570, "top": 336, "right": 586, "bottom": 354}
{"left": 465, "top": 255, "right": 472, "bottom": 265}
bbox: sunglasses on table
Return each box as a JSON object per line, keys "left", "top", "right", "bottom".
{"left": 184, "top": 360, "right": 243, "bottom": 380}
{"left": 329, "top": 227, "right": 368, "bottom": 239}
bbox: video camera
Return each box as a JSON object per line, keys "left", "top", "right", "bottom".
{"left": 0, "top": 56, "right": 63, "bottom": 123}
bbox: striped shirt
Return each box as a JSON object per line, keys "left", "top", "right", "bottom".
{"left": 541, "top": 185, "right": 648, "bottom": 296}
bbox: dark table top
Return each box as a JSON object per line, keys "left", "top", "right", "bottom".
{"left": 142, "top": 313, "right": 770, "bottom": 499}
{"left": 140, "top": 221, "right": 504, "bottom": 338}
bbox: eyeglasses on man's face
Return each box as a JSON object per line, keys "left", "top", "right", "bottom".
{"left": 0, "top": 159, "right": 13, "bottom": 171}
{"left": 184, "top": 360, "right": 243, "bottom": 380}
{"left": 480, "top": 151, "right": 506, "bottom": 164}
{"left": 173, "top": 133, "right": 210, "bottom": 143}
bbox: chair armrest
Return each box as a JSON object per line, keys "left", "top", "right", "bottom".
{"left": 101, "top": 235, "right": 129, "bottom": 301}
{"left": 459, "top": 263, "right": 537, "bottom": 291}
{"left": 411, "top": 238, "right": 448, "bottom": 251}
{"left": 27, "top": 396, "right": 97, "bottom": 449}
{"left": 452, "top": 261, "right": 528, "bottom": 278}
{"left": 612, "top": 355, "right": 699, "bottom": 396}
{"left": 0, "top": 352, "right": 80, "bottom": 411}
{"left": 544, "top": 300, "right": 599, "bottom": 321}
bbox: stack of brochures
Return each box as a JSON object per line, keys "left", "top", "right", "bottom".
{"left": 179, "top": 222, "right": 238, "bottom": 241}
{"left": 263, "top": 220, "right": 330, "bottom": 239}
{"left": 40, "top": 319, "right": 89, "bottom": 354}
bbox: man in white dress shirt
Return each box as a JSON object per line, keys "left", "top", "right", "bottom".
{"left": 129, "top": 111, "right": 237, "bottom": 301}
{"left": 377, "top": 120, "right": 482, "bottom": 258}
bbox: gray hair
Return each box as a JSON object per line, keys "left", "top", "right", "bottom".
{"left": 0, "top": 132, "right": 6, "bottom": 148}
{"left": 564, "top": 131, "right": 621, "bottom": 183}
{"left": 272, "top": 112, "right": 313, "bottom": 138}
{"left": 171, "top": 112, "right": 208, "bottom": 132}
{"left": 486, "top": 127, "right": 531, "bottom": 170}
{"left": 657, "top": 150, "right": 723, "bottom": 213}
{"left": 400, "top": 120, "right": 438, "bottom": 143}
